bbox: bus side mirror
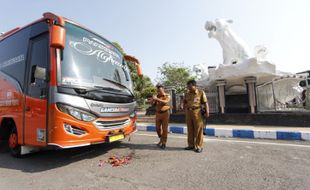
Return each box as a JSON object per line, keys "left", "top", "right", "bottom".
{"left": 124, "top": 55, "right": 143, "bottom": 77}
{"left": 31, "top": 65, "right": 47, "bottom": 83}
{"left": 136, "top": 64, "right": 143, "bottom": 77}
{"left": 50, "top": 25, "right": 65, "bottom": 49}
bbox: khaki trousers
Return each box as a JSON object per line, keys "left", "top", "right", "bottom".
{"left": 186, "top": 109, "right": 204, "bottom": 149}
{"left": 155, "top": 111, "right": 170, "bottom": 144}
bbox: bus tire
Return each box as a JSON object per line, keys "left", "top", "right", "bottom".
{"left": 8, "top": 123, "right": 21, "bottom": 158}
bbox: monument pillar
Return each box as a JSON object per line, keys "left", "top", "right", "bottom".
{"left": 216, "top": 80, "right": 226, "bottom": 114}
{"left": 245, "top": 77, "right": 257, "bottom": 114}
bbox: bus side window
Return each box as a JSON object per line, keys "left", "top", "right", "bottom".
{"left": 27, "top": 34, "right": 49, "bottom": 99}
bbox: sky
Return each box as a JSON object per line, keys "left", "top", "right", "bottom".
{"left": 1, "top": 0, "right": 309, "bottom": 82}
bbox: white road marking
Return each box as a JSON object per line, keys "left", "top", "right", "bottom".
{"left": 135, "top": 132, "right": 310, "bottom": 149}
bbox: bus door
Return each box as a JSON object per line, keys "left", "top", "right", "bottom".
{"left": 24, "top": 33, "right": 49, "bottom": 146}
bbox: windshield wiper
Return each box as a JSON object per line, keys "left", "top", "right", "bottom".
{"left": 72, "top": 85, "right": 133, "bottom": 97}
{"left": 73, "top": 86, "right": 120, "bottom": 94}
{"left": 93, "top": 85, "right": 122, "bottom": 92}
{"left": 102, "top": 78, "right": 134, "bottom": 96}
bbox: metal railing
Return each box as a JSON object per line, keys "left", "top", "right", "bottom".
{"left": 256, "top": 75, "right": 309, "bottom": 112}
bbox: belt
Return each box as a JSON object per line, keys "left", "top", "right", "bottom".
{"left": 157, "top": 110, "right": 169, "bottom": 114}
{"left": 187, "top": 107, "right": 200, "bottom": 110}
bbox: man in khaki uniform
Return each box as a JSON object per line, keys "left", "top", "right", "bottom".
{"left": 183, "top": 80, "right": 209, "bottom": 153}
{"left": 150, "top": 85, "right": 171, "bottom": 149}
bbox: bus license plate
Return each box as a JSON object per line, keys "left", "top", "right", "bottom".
{"left": 109, "top": 134, "right": 124, "bottom": 142}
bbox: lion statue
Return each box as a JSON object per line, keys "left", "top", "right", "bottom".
{"left": 205, "top": 19, "right": 252, "bottom": 66}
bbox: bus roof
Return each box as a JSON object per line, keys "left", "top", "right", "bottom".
{"left": 0, "top": 12, "right": 141, "bottom": 66}
{"left": 0, "top": 12, "right": 84, "bottom": 42}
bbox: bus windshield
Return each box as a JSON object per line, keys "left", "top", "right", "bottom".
{"left": 59, "top": 22, "right": 133, "bottom": 94}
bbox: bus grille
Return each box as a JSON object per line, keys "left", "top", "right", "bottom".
{"left": 94, "top": 119, "right": 130, "bottom": 131}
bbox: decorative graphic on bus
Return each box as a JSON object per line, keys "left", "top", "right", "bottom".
{"left": 69, "top": 37, "right": 128, "bottom": 72}
{"left": 0, "top": 54, "right": 25, "bottom": 69}
{"left": 0, "top": 91, "right": 20, "bottom": 107}
{"left": 100, "top": 107, "right": 130, "bottom": 113}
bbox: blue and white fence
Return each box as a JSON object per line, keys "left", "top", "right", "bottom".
{"left": 137, "top": 123, "right": 310, "bottom": 141}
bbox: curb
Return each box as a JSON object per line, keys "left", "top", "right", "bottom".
{"left": 137, "top": 123, "right": 310, "bottom": 141}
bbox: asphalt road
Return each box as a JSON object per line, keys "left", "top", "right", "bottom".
{"left": 1, "top": 132, "right": 310, "bottom": 190}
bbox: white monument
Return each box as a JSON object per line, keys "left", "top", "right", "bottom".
{"left": 195, "top": 19, "right": 306, "bottom": 113}
{"left": 195, "top": 19, "right": 278, "bottom": 87}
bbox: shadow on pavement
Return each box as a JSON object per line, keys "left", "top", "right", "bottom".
{"left": 0, "top": 135, "right": 185, "bottom": 173}
{"left": 119, "top": 142, "right": 185, "bottom": 152}
{"left": 0, "top": 142, "right": 121, "bottom": 173}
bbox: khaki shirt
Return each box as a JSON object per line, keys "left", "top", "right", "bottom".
{"left": 155, "top": 94, "right": 171, "bottom": 112}
{"left": 184, "top": 89, "right": 207, "bottom": 109}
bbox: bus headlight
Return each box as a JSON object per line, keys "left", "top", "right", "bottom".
{"left": 57, "top": 103, "right": 97, "bottom": 122}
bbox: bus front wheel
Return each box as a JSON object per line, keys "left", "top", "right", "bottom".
{"left": 8, "top": 124, "right": 21, "bottom": 157}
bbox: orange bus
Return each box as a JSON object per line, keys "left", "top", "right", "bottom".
{"left": 0, "top": 12, "right": 142, "bottom": 157}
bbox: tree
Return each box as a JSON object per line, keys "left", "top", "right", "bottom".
{"left": 133, "top": 75, "right": 156, "bottom": 105}
{"left": 157, "top": 62, "right": 195, "bottom": 93}
{"left": 112, "top": 42, "right": 156, "bottom": 106}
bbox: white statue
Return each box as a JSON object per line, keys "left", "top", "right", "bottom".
{"left": 193, "top": 64, "right": 209, "bottom": 81}
{"left": 205, "top": 19, "right": 252, "bottom": 65}
{"left": 196, "top": 18, "right": 277, "bottom": 86}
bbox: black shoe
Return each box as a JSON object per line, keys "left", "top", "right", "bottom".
{"left": 160, "top": 144, "right": 166, "bottom": 149}
{"left": 184, "top": 147, "right": 194, "bottom": 150}
{"left": 195, "top": 148, "right": 203, "bottom": 153}
{"left": 157, "top": 142, "right": 162, "bottom": 147}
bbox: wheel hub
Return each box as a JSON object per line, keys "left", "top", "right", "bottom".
{"left": 9, "top": 133, "right": 17, "bottom": 149}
